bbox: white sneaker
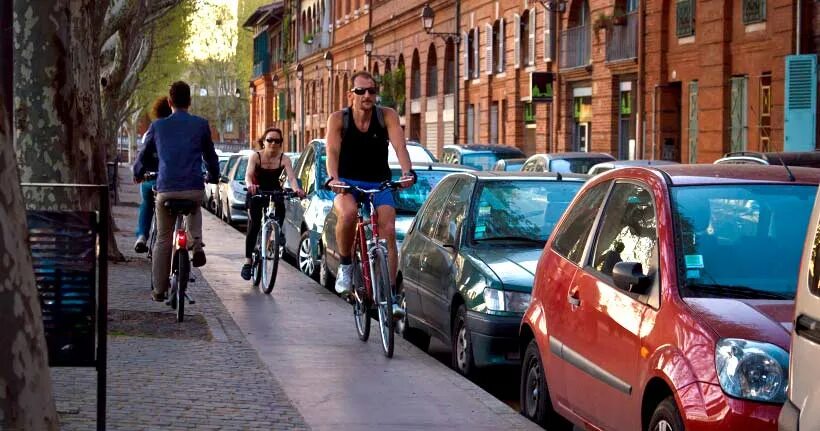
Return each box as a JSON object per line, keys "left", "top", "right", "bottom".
{"left": 335, "top": 264, "right": 353, "bottom": 295}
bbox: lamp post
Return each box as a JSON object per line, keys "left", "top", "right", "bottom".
{"left": 537, "top": 0, "right": 566, "bottom": 153}
{"left": 420, "top": 3, "right": 461, "bottom": 145}
{"left": 296, "top": 63, "right": 305, "bottom": 151}
{"left": 363, "top": 31, "right": 396, "bottom": 68}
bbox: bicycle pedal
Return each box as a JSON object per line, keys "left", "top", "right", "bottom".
{"left": 189, "top": 277, "right": 196, "bottom": 282}
{"left": 187, "top": 299, "right": 196, "bottom": 305}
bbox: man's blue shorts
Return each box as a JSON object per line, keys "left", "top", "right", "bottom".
{"left": 338, "top": 177, "right": 395, "bottom": 208}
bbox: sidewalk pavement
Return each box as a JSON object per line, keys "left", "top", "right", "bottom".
{"left": 52, "top": 172, "right": 308, "bottom": 430}
{"left": 53, "top": 169, "right": 539, "bottom": 430}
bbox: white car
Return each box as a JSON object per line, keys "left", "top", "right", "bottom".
{"left": 780, "top": 186, "right": 820, "bottom": 431}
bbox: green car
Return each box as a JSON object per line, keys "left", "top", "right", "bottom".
{"left": 398, "top": 171, "right": 587, "bottom": 377}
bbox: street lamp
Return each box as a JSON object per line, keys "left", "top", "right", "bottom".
{"left": 419, "top": 3, "right": 462, "bottom": 146}
{"left": 235, "top": 88, "right": 241, "bottom": 98}
{"left": 363, "top": 31, "right": 396, "bottom": 66}
{"left": 199, "top": 87, "right": 208, "bottom": 97}
{"left": 539, "top": 0, "right": 567, "bottom": 12}
{"left": 419, "top": 4, "right": 461, "bottom": 43}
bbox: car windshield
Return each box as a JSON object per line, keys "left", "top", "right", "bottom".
{"left": 316, "top": 146, "right": 329, "bottom": 186}
{"left": 472, "top": 180, "right": 583, "bottom": 244}
{"left": 672, "top": 184, "right": 817, "bottom": 300}
{"left": 462, "top": 153, "right": 521, "bottom": 171}
{"left": 234, "top": 157, "right": 248, "bottom": 182}
{"left": 501, "top": 160, "right": 525, "bottom": 171}
{"left": 389, "top": 145, "right": 436, "bottom": 163}
{"left": 550, "top": 157, "right": 614, "bottom": 174}
{"left": 391, "top": 169, "right": 455, "bottom": 214}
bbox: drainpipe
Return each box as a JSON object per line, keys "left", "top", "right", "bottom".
{"left": 454, "top": 0, "right": 461, "bottom": 145}
{"left": 796, "top": 0, "right": 802, "bottom": 54}
{"left": 635, "top": 0, "right": 645, "bottom": 160}
{"left": 651, "top": 84, "right": 661, "bottom": 160}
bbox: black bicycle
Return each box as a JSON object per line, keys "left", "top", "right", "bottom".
{"left": 162, "top": 199, "right": 198, "bottom": 322}
{"left": 143, "top": 171, "right": 158, "bottom": 260}
{"left": 249, "top": 189, "right": 298, "bottom": 294}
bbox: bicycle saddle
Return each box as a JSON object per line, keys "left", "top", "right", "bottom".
{"left": 163, "top": 199, "right": 198, "bottom": 215}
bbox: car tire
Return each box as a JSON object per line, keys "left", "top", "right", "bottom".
{"left": 319, "top": 244, "right": 335, "bottom": 291}
{"left": 520, "top": 339, "right": 572, "bottom": 429}
{"left": 648, "top": 397, "right": 684, "bottom": 431}
{"left": 298, "top": 231, "right": 319, "bottom": 280}
{"left": 451, "top": 305, "right": 476, "bottom": 378}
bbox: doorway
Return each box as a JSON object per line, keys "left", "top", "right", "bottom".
{"left": 657, "top": 82, "right": 682, "bottom": 162}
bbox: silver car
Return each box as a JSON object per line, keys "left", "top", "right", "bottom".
{"left": 218, "top": 153, "right": 250, "bottom": 225}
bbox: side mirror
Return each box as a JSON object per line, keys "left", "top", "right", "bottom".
{"left": 612, "top": 262, "right": 652, "bottom": 294}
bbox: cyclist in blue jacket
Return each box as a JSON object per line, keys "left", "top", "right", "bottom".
{"left": 134, "top": 81, "right": 220, "bottom": 301}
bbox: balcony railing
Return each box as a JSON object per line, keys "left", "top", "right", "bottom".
{"left": 606, "top": 12, "right": 638, "bottom": 62}
{"left": 560, "top": 25, "right": 590, "bottom": 70}
{"left": 252, "top": 59, "right": 270, "bottom": 79}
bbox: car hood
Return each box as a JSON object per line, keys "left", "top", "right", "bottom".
{"left": 394, "top": 215, "right": 415, "bottom": 242}
{"left": 683, "top": 298, "right": 795, "bottom": 351}
{"left": 468, "top": 246, "right": 541, "bottom": 293}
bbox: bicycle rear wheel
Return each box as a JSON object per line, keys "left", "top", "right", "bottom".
{"left": 262, "top": 222, "right": 280, "bottom": 294}
{"left": 175, "top": 251, "right": 190, "bottom": 323}
{"left": 352, "top": 248, "right": 370, "bottom": 341}
{"left": 251, "top": 228, "right": 262, "bottom": 287}
{"left": 372, "top": 246, "right": 394, "bottom": 358}
{"left": 147, "top": 214, "right": 157, "bottom": 260}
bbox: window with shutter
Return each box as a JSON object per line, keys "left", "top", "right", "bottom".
{"left": 688, "top": 81, "right": 698, "bottom": 163}
{"left": 730, "top": 76, "right": 748, "bottom": 153}
{"left": 485, "top": 23, "right": 493, "bottom": 75}
{"left": 785, "top": 55, "right": 818, "bottom": 151}
{"left": 498, "top": 19, "right": 505, "bottom": 72}
{"left": 473, "top": 28, "right": 480, "bottom": 78}
{"left": 463, "top": 31, "right": 470, "bottom": 81}
{"left": 528, "top": 8, "right": 536, "bottom": 66}
{"left": 514, "top": 14, "right": 521, "bottom": 69}
{"left": 544, "top": 7, "right": 553, "bottom": 62}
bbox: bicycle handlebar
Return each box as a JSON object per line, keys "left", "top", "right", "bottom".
{"left": 322, "top": 179, "right": 411, "bottom": 194}
{"left": 143, "top": 171, "right": 158, "bottom": 181}
{"left": 250, "top": 189, "right": 300, "bottom": 199}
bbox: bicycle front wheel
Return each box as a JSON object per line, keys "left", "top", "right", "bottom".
{"left": 372, "top": 246, "right": 394, "bottom": 358}
{"left": 175, "top": 251, "right": 190, "bottom": 323}
{"left": 262, "top": 222, "right": 280, "bottom": 294}
{"left": 352, "top": 249, "right": 370, "bottom": 341}
{"left": 251, "top": 228, "right": 263, "bottom": 287}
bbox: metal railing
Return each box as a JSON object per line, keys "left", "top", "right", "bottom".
{"left": 606, "top": 12, "right": 638, "bottom": 62}
{"left": 560, "top": 25, "right": 590, "bottom": 70}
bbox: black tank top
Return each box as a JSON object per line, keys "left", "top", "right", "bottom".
{"left": 338, "top": 108, "right": 391, "bottom": 182}
{"left": 256, "top": 152, "right": 285, "bottom": 191}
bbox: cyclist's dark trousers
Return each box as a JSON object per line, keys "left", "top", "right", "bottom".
{"left": 245, "top": 196, "right": 284, "bottom": 259}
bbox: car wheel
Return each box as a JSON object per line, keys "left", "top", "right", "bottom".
{"left": 319, "top": 244, "right": 334, "bottom": 291}
{"left": 520, "top": 339, "right": 571, "bottom": 429}
{"left": 451, "top": 305, "right": 476, "bottom": 377}
{"left": 298, "top": 231, "right": 318, "bottom": 280}
{"left": 648, "top": 397, "right": 684, "bottom": 431}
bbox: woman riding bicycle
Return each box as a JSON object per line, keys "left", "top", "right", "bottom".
{"left": 241, "top": 127, "right": 304, "bottom": 280}
{"left": 134, "top": 96, "right": 172, "bottom": 253}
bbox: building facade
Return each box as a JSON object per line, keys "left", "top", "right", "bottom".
{"left": 245, "top": 0, "right": 820, "bottom": 161}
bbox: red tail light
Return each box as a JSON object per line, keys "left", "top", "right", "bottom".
{"left": 176, "top": 229, "right": 187, "bottom": 249}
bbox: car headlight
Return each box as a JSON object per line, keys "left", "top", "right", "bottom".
{"left": 715, "top": 338, "right": 789, "bottom": 403}
{"left": 484, "top": 287, "right": 531, "bottom": 313}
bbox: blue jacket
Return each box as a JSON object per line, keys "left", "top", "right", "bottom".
{"left": 133, "top": 111, "right": 220, "bottom": 193}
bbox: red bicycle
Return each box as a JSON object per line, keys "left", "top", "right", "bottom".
{"left": 333, "top": 180, "right": 405, "bottom": 358}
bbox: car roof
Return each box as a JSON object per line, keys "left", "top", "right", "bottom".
{"left": 593, "top": 159, "right": 678, "bottom": 168}
{"left": 453, "top": 171, "right": 589, "bottom": 181}
{"left": 443, "top": 144, "right": 525, "bottom": 154}
{"left": 388, "top": 162, "right": 478, "bottom": 172}
{"left": 717, "top": 150, "right": 820, "bottom": 167}
{"left": 647, "top": 164, "right": 820, "bottom": 186}
{"left": 529, "top": 152, "right": 616, "bottom": 160}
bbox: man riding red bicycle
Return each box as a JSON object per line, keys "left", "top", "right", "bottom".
{"left": 325, "top": 71, "right": 415, "bottom": 314}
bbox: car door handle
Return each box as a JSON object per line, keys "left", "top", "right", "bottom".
{"left": 796, "top": 314, "right": 820, "bottom": 345}
{"left": 567, "top": 288, "right": 581, "bottom": 307}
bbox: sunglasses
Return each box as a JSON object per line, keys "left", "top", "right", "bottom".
{"left": 265, "top": 138, "right": 283, "bottom": 144}
{"left": 350, "top": 86, "right": 379, "bottom": 95}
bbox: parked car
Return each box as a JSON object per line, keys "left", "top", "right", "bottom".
{"left": 205, "top": 153, "right": 233, "bottom": 212}
{"left": 587, "top": 159, "right": 678, "bottom": 176}
{"left": 217, "top": 153, "right": 250, "bottom": 225}
{"left": 394, "top": 140, "right": 437, "bottom": 163}
{"left": 493, "top": 157, "right": 527, "bottom": 171}
{"left": 399, "top": 171, "right": 588, "bottom": 377}
{"left": 440, "top": 144, "right": 526, "bottom": 170}
{"left": 320, "top": 162, "right": 477, "bottom": 290}
{"left": 284, "top": 152, "right": 301, "bottom": 168}
{"left": 715, "top": 150, "right": 820, "bottom": 167}
{"left": 520, "top": 152, "right": 616, "bottom": 174}
{"left": 519, "top": 164, "right": 820, "bottom": 430}
{"left": 780, "top": 185, "right": 820, "bottom": 431}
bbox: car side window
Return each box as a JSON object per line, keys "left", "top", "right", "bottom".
{"left": 808, "top": 202, "right": 820, "bottom": 297}
{"left": 417, "top": 177, "right": 459, "bottom": 239}
{"left": 591, "top": 182, "right": 658, "bottom": 280}
{"left": 552, "top": 181, "right": 611, "bottom": 264}
{"left": 536, "top": 158, "right": 546, "bottom": 172}
{"left": 522, "top": 160, "right": 535, "bottom": 172}
{"left": 432, "top": 179, "right": 473, "bottom": 245}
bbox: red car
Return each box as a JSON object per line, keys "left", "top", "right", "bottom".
{"left": 519, "top": 165, "right": 820, "bottom": 431}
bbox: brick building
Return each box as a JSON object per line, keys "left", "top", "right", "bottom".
{"left": 245, "top": 0, "right": 820, "bottom": 162}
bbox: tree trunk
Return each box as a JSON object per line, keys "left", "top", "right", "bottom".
{"left": 1, "top": 1, "right": 59, "bottom": 429}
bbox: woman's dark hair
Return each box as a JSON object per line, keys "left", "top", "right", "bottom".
{"left": 169, "top": 81, "right": 191, "bottom": 108}
{"left": 260, "top": 127, "right": 283, "bottom": 148}
{"left": 150, "top": 96, "right": 172, "bottom": 120}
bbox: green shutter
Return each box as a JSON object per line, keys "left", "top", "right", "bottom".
{"left": 688, "top": 81, "right": 698, "bottom": 163}
{"left": 279, "top": 91, "right": 287, "bottom": 121}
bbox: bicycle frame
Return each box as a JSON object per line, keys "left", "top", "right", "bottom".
{"left": 354, "top": 197, "right": 380, "bottom": 302}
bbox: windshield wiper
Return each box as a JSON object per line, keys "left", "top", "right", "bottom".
{"left": 684, "top": 282, "right": 792, "bottom": 300}
{"left": 474, "top": 236, "right": 545, "bottom": 244}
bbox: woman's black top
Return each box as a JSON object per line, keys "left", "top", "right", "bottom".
{"left": 256, "top": 152, "right": 285, "bottom": 190}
